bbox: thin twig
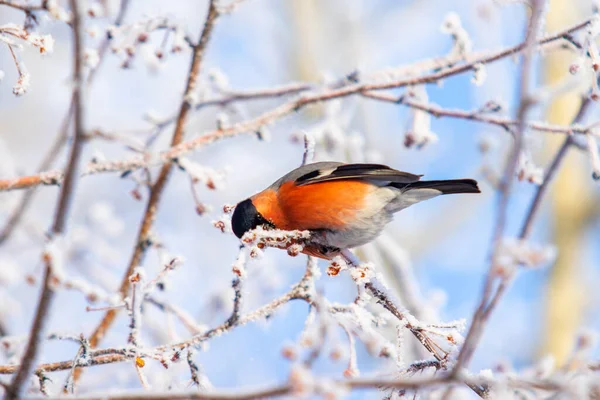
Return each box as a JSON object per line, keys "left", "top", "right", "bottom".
{"left": 49, "top": 11, "right": 85, "bottom": 234}
{"left": 225, "top": 277, "right": 243, "bottom": 327}
{"left": 3, "top": 256, "right": 54, "bottom": 400}
{"left": 0, "top": 0, "right": 45, "bottom": 12}
{"left": 0, "top": 352, "right": 127, "bottom": 375}
{"left": 146, "top": 297, "right": 205, "bottom": 335}
{"left": 86, "top": 0, "right": 131, "bottom": 84}
{"left": 58, "top": 385, "right": 292, "bottom": 400}
{"left": 187, "top": 349, "right": 201, "bottom": 387}
{"left": 127, "top": 271, "right": 143, "bottom": 348}
{"left": 361, "top": 91, "right": 590, "bottom": 136}
{"left": 519, "top": 97, "right": 592, "bottom": 238}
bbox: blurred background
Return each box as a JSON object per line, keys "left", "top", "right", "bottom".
{"left": 1, "top": 0, "right": 599, "bottom": 398}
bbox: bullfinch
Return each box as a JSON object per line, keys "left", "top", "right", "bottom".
{"left": 231, "top": 162, "right": 480, "bottom": 259}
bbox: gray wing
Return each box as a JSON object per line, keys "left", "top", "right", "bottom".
{"left": 273, "top": 162, "right": 422, "bottom": 187}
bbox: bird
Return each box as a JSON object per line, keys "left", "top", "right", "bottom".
{"left": 231, "top": 162, "right": 480, "bottom": 259}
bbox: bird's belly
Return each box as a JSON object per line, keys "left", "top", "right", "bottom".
{"left": 313, "top": 210, "right": 391, "bottom": 249}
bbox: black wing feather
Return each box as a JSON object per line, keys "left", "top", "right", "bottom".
{"left": 295, "top": 163, "right": 422, "bottom": 186}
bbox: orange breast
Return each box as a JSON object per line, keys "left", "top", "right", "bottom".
{"left": 272, "top": 180, "right": 371, "bottom": 230}
{"left": 250, "top": 188, "right": 287, "bottom": 228}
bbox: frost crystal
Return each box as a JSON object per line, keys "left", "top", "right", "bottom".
{"left": 171, "top": 28, "right": 186, "bottom": 53}
{"left": 440, "top": 12, "right": 472, "bottom": 58}
{"left": 232, "top": 248, "right": 247, "bottom": 278}
{"left": 13, "top": 72, "right": 30, "bottom": 96}
{"left": 47, "top": 0, "right": 72, "bottom": 22}
{"left": 495, "top": 238, "right": 557, "bottom": 274}
{"left": 27, "top": 33, "right": 55, "bottom": 55}
{"left": 517, "top": 152, "right": 544, "bottom": 185}
{"left": 177, "top": 157, "right": 227, "bottom": 189}
{"left": 404, "top": 86, "right": 438, "bottom": 149}
{"left": 84, "top": 48, "right": 100, "bottom": 69}
{"left": 349, "top": 262, "right": 375, "bottom": 284}
{"left": 471, "top": 63, "right": 487, "bottom": 86}
{"left": 208, "top": 68, "right": 229, "bottom": 91}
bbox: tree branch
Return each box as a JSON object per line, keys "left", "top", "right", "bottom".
{"left": 74, "top": 0, "right": 221, "bottom": 385}
{"left": 0, "top": 15, "right": 593, "bottom": 192}
{"left": 452, "top": 0, "right": 551, "bottom": 373}
{"left": 3, "top": 0, "right": 85, "bottom": 397}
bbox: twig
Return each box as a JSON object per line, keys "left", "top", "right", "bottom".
{"left": 58, "top": 385, "right": 292, "bottom": 400}
{"left": 146, "top": 298, "right": 205, "bottom": 335}
{"left": 63, "top": 336, "right": 90, "bottom": 394}
{"left": 50, "top": 376, "right": 448, "bottom": 400}
{"left": 301, "top": 131, "right": 316, "bottom": 166}
{"left": 375, "top": 234, "right": 429, "bottom": 321}
{"left": 6, "top": 45, "right": 24, "bottom": 80}
{"left": 520, "top": 97, "right": 591, "bottom": 238}
{"left": 127, "top": 270, "right": 144, "bottom": 348}
{"left": 76, "top": 0, "right": 220, "bottom": 385}
{"left": 86, "top": 0, "right": 131, "bottom": 84}
{"left": 35, "top": 371, "right": 49, "bottom": 396}
{"left": 361, "top": 91, "right": 590, "bottom": 136}
{"left": 4, "top": 0, "right": 85, "bottom": 397}
{"left": 134, "top": 361, "right": 150, "bottom": 390}
{"left": 0, "top": 352, "right": 127, "bottom": 375}
{"left": 4, "top": 256, "right": 54, "bottom": 400}
{"left": 225, "top": 277, "right": 243, "bottom": 327}
{"left": 49, "top": 8, "right": 84, "bottom": 234}
{"left": 187, "top": 349, "right": 200, "bottom": 387}
{"left": 0, "top": 0, "right": 45, "bottom": 12}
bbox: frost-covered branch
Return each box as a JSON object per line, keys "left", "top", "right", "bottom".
{"left": 0, "top": 14, "right": 595, "bottom": 192}
{"left": 79, "top": 1, "right": 221, "bottom": 387}
{"left": 4, "top": 0, "right": 86, "bottom": 397}
{"left": 453, "top": 0, "right": 567, "bottom": 375}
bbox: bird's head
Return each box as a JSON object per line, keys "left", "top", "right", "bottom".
{"left": 231, "top": 198, "right": 274, "bottom": 239}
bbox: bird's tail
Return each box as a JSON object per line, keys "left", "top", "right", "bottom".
{"left": 399, "top": 179, "right": 480, "bottom": 195}
{"left": 385, "top": 179, "right": 480, "bottom": 213}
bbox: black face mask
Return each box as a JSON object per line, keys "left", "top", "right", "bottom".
{"left": 231, "top": 199, "right": 274, "bottom": 239}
